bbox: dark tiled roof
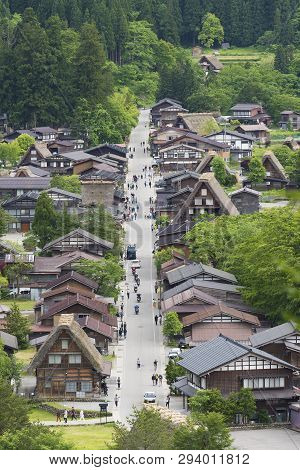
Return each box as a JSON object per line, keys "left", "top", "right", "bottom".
{"left": 160, "top": 133, "right": 228, "bottom": 150}
{"left": 250, "top": 322, "right": 298, "bottom": 347}
{"left": 40, "top": 293, "right": 111, "bottom": 319}
{"left": 16, "top": 165, "right": 50, "bottom": 177}
{"left": 0, "top": 331, "right": 18, "bottom": 350}
{"left": 178, "top": 335, "right": 298, "bottom": 376}
{"left": 230, "top": 103, "right": 262, "bottom": 111}
{"left": 77, "top": 316, "right": 114, "bottom": 340}
{"left": 80, "top": 169, "right": 123, "bottom": 181}
{"left": 0, "top": 177, "right": 50, "bottom": 189}
{"left": 42, "top": 228, "right": 113, "bottom": 251}
{"left": 163, "top": 279, "right": 242, "bottom": 301}
{"left": 2, "top": 191, "right": 40, "bottom": 206}
{"left": 46, "top": 188, "right": 82, "bottom": 199}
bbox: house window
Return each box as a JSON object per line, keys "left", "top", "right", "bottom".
{"left": 69, "top": 354, "right": 81, "bottom": 364}
{"left": 201, "top": 188, "right": 207, "bottom": 196}
{"left": 243, "top": 377, "right": 285, "bottom": 389}
{"left": 189, "top": 208, "right": 194, "bottom": 214}
{"left": 48, "top": 354, "right": 61, "bottom": 364}
{"left": 41, "top": 161, "right": 47, "bottom": 167}
{"left": 31, "top": 157, "right": 37, "bottom": 162}
{"left": 65, "top": 381, "right": 77, "bottom": 392}
{"left": 206, "top": 198, "right": 214, "bottom": 206}
{"left": 61, "top": 339, "right": 69, "bottom": 350}
{"left": 194, "top": 198, "right": 202, "bottom": 205}
{"left": 81, "top": 381, "right": 92, "bottom": 392}
{"left": 266, "top": 171, "right": 271, "bottom": 176}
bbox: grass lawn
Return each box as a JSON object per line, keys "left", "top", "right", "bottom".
{"left": 29, "top": 408, "right": 56, "bottom": 422}
{"left": 198, "top": 47, "right": 274, "bottom": 66}
{"left": 61, "top": 424, "right": 114, "bottom": 450}
{"left": 0, "top": 299, "right": 35, "bottom": 311}
{"left": 16, "top": 346, "right": 35, "bottom": 365}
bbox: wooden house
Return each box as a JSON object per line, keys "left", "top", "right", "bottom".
{"left": 171, "top": 172, "right": 239, "bottom": 224}
{"left": 72, "top": 157, "right": 119, "bottom": 177}
{"left": 160, "top": 251, "right": 190, "bottom": 276}
{"left": 182, "top": 303, "right": 260, "bottom": 346}
{"left": 159, "top": 133, "right": 229, "bottom": 158}
{"left": 163, "top": 262, "right": 237, "bottom": 289}
{"left": 205, "top": 129, "right": 254, "bottom": 161}
{"left": 48, "top": 139, "right": 84, "bottom": 155}
{"left": 31, "top": 127, "right": 58, "bottom": 142}
{"left": 86, "top": 143, "right": 127, "bottom": 159}
{"left": 229, "top": 187, "right": 260, "bottom": 214}
{"left": 12, "top": 166, "right": 50, "bottom": 178}
{"left": 160, "top": 106, "right": 188, "bottom": 127}
{"left": 2, "top": 191, "right": 39, "bottom": 233}
{"left": 158, "top": 143, "right": 205, "bottom": 172}
{"left": 150, "top": 98, "right": 183, "bottom": 126}
{"left": 235, "top": 123, "right": 270, "bottom": 144}
{"left": 250, "top": 322, "right": 300, "bottom": 369}
{"left": 199, "top": 55, "right": 224, "bottom": 74}
{"left": 42, "top": 228, "right": 113, "bottom": 257}
{"left": 45, "top": 187, "right": 82, "bottom": 210}
{"left": 244, "top": 151, "right": 288, "bottom": 190}
{"left": 279, "top": 111, "right": 300, "bottom": 131}
{"left": 28, "top": 314, "right": 111, "bottom": 398}
{"left": 150, "top": 127, "right": 196, "bottom": 157}
{"left": 77, "top": 316, "right": 114, "bottom": 353}
{"left": 157, "top": 220, "right": 194, "bottom": 252}
{"left": 19, "top": 142, "right": 72, "bottom": 174}
{"left": 230, "top": 104, "right": 271, "bottom": 126}
{"left": 37, "top": 293, "right": 117, "bottom": 329}
{"left": 174, "top": 335, "right": 299, "bottom": 421}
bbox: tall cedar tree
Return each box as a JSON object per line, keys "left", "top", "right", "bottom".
{"left": 6, "top": 303, "right": 30, "bottom": 349}
{"left": 74, "top": 22, "right": 112, "bottom": 104}
{"left": 32, "top": 192, "right": 59, "bottom": 248}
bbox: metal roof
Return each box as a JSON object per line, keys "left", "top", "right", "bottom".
{"left": 178, "top": 335, "right": 298, "bottom": 376}
{"left": 0, "top": 331, "right": 18, "bottom": 350}
{"left": 0, "top": 177, "right": 50, "bottom": 189}
{"left": 166, "top": 262, "right": 237, "bottom": 286}
{"left": 163, "top": 279, "right": 242, "bottom": 301}
{"left": 46, "top": 187, "right": 82, "bottom": 199}
{"left": 250, "top": 322, "right": 298, "bottom": 347}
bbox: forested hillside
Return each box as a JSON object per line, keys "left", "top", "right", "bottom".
{"left": 6, "top": 0, "right": 300, "bottom": 47}
{"left": 1, "top": 0, "right": 300, "bottom": 135}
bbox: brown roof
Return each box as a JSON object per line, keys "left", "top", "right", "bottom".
{"left": 42, "top": 228, "right": 113, "bottom": 252}
{"left": 182, "top": 303, "right": 260, "bottom": 327}
{"left": 77, "top": 316, "right": 114, "bottom": 340}
{"left": 162, "top": 287, "right": 219, "bottom": 312}
{"left": 40, "top": 293, "right": 114, "bottom": 321}
{"left": 32, "top": 251, "right": 99, "bottom": 274}
{"left": 28, "top": 314, "right": 111, "bottom": 376}
{"left": 199, "top": 55, "right": 224, "bottom": 70}
{"left": 41, "top": 285, "right": 96, "bottom": 300}
{"left": 173, "top": 172, "right": 239, "bottom": 222}
{"left": 189, "top": 322, "right": 253, "bottom": 343}
{"left": 30, "top": 324, "right": 53, "bottom": 333}
{"left": 45, "top": 271, "right": 98, "bottom": 291}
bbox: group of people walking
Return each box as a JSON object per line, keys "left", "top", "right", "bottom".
{"left": 56, "top": 407, "right": 85, "bottom": 423}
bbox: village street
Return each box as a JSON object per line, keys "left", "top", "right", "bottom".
{"left": 115, "top": 109, "right": 169, "bottom": 422}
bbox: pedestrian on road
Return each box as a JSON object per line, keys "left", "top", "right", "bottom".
{"left": 120, "top": 303, "right": 124, "bottom": 312}
{"left": 114, "top": 394, "right": 119, "bottom": 407}
{"left": 159, "top": 313, "right": 162, "bottom": 325}
{"left": 71, "top": 407, "right": 76, "bottom": 421}
{"left": 63, "top": 409, "right": 68, "bottom": 424}
{"left": 127, "top": 183, "right": 130, "bottom": 189}
{"left": 151, "top": 224, "right": 154, "bottom": 232}
{"left": 121, "top": 292, "right": 124, "bottom": 302}
{"left": 154, "top": 359, "right": 158, "bottom": 371}
{"left": 154, "top": 314, "right": 158, "bottom": 325}
{"left": 119, "top": 311, "right": 124, "bottom": 321}
{"left": 144, "top": 148, "right": 145, "bottom": 153}
{"left": 56, "top": 410, "right": 61, "bottom": 422}
{"left": 166, "top": 395, "right": 170, "bottom": 408}
{"left": 79, "top": 410, "right": 85, "bottom": 421}
{"left": 144, "top": 181, "right": 147, "bottom": 187}
{"left": 155, "top": 373, "right": 159, "bottom": 386}
{"left": 159, "top": 374, "right": 163, "bottom": 385}
{"left": 127, "top": 291, "right": 130, "bottom": 299}
{"left": 136, "top": 278, "right": 140, "bottom": 287}
{"left": 119, "top": 326, "right": 123, "bottom": 337}
{"left": 133, "top": 147, "right": 135, "bottom": 152}
{"left": 117, "top": 377, "right": 121, "bottom": 389}
{"left": 152, "top": 374, "right": 156, "bottom": 386}
{"left": 149, "top": 181, "right": 152, "bottom": 188}
{"left": 137, "top": 358, "right": 141, "bottom": 368}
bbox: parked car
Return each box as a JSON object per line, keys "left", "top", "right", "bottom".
{"left": 144, "top": 391, "right": 156, "bottom": 404}
{"left": 168, "top": 348, "right": 181, "bottom": 360}
{"left": 131, "top": 259, "right": 141, "bottom": 269}
{"left": 126, "top": 245, "right": 136, "bottom": 260}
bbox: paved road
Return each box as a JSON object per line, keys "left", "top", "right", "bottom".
{"left": 116, "top": 109, "right": 169, "bottom": 422}
{"left": 231, "top": 428, "right": 300, "bottom": 450}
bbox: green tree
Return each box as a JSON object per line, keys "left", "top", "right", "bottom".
{"left": 165, "top": 358, "right": 185, "bottom": 385}
{"left": 173, "top": 412, "right": 232, "bottom": 450}
{"left": 6, "top": 303, "right": 30, "bottom": 349}
{"left": 225, "top": 389, "right": 256, "bottom": 424}
{"left": 0, "top": 342, "right": 22, "bottom": 386}
{"left": 76, "top": 258, "right": 124, "bottom": 299}
{"left": 109, "top": 407, "right": 174, "bottom": 450}
{"left": 4, "top": 261, "right": 31, "bottom": 297}
{"left": 154, "top": 247, "right": 184, "bottom": 274}
{"left": 0, "top": 379, "right": 29, "bottom": 435}
{"left": 0, "top": 424, "right": 72, "bottom": 449}
{"left": 163, "top": 311, "right": 183, "bottom": 340}
{"left": 15, "top": 134, "right": 35, "bottom": 154}
{"left": 0, "top": 207, "right": 11, "bottom": 236}
{"left": 74, "top": 22, "right": 112, "bottom": 104}
{"left": 32, "top": 192, "right": 59, "bottom": 248}
{"left": 198, "top": 13, "right": 224, "bottom": 48}
{"left": 51, "top": 175, "right": 81, "bottom": 194}
{"left": 156, "top": 215, "right": 170, "bottom": 227}
{"left": 248, "top": 156, "right": 266, "bottom": 184}
{"left": 0, "top": 142, "right": 22, "bottom": 167}
{"left": 189, "top": 389, "right": 226, "bottom": 415}
{"left": 212, "top": 156, "right": 229, "bottom": 186}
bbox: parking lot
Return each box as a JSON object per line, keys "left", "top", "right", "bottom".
{"left": 231, "top": 428, "right": 300, "bottom": 450}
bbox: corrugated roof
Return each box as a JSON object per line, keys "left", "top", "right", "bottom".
{"left": 166, "top": 262, "right": 237, "bottom": 285}
{"left": 46, "top": 271, "right": 98, "bottom": 291}
{"left": 182, "top": 303, "right": 260, "bottom": 326}
{"left": 162, "top": 287, "right": 220, "bottom": 312}
{"left": 178, "top": 334, "right": 298, "bottom": 376}
{"left": 46, "top": 188, "right": 82, "bottom": 199}
{"left": 0, "top": 331, "right": 18, "bottom": 350}
{"left": 250, "top": 322, "right": 298, "bottom": 347}
{"left": 163, "top": 279, "right": 242, "bottom": 301}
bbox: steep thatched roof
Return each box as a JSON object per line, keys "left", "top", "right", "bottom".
{"left": 178, "top": 113, "right": 220, "bottom": 136}
{"left": 262, "top": 150, "right": 287, "bottom": 180}
{"left": 28, "top": 314, "right": 111, "bottom": 376}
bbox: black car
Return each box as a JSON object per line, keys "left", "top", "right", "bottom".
{"left": 126, "top": 244, "right": 136, "bottom": 260}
